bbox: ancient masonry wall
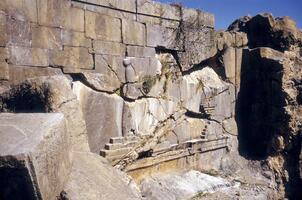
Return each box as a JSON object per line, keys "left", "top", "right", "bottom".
{"left": 0, "top": 0, "right": 215, "bottom": 82}
{"left": 0, "top": 0, "right": 244, "bottom": 184}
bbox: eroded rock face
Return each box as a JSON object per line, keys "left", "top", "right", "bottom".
{"left": 228, "top": 13, "right": 302, "bottom": 51}
{"left": 236, "top": 47, "right": 302, "bottom": 199}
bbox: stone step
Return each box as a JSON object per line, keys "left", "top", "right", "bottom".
{"left": 109, "top": 136, "right": 140, "bottom": 144}
{"left": 109, "top": 137, "right": 124, "bottom": 144}
{"left": 100, "top": 147, "right": 132, "bottom": 158}
{"left": 153, "top": 142, "right": 172, "bottom": 154}
{"left": 105, "top": 141, "right": 138, "bottom": 150}
{"left": 185, "top": 138, "right": 208, "bottom": 147}
{"left": 105, "top": 154, "right": 127, "bottom": 163}
{"left": 200, "top": 135, "right": 206, "bottom": 139}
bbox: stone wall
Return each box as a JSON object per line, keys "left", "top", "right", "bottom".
{"left": 0, "top": 0, "right": 215, "bottom": 85}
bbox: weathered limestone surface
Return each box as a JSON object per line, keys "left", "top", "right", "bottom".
{"left": 9, "top": 46, "right": 49, "bottom": 67}
{"left": 8, "top": 66, "right": 63, "bottom": 84}
{"left": 140, "top": 171, "right": 230, "bottom": 200}
{"left": 50, "top": 46, "right": 93, "bottom": 69}
{"left": 0, "top": 0, "right": 215, "bottom": 82}
{"left": 63, "top": 152, "right": 141, "bottom": 200}
{"left": 122, "top": 20, "right": 145, "bottom": 46}
{"left": 0, "top": 113, "right": 71, "bottom": 200}
{"left": 85, "top": 10, "right": 121, "bottom": 41}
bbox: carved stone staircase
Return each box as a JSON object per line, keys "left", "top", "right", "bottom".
{"left": 100, "top": 136, "right": 140, "bottom": 162}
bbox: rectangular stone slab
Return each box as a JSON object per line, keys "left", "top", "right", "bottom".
{"left": 0, "top": 113, "right": 71, "bottom": 200}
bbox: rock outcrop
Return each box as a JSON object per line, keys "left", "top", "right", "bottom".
{"left": 0, "top": 0, "right": 301, "bottom": 199}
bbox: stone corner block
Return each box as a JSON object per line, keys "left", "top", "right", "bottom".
{"left": 0, "top": 113, "right": 72, "bottom": 200}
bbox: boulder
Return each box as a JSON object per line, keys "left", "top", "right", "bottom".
{"left": 0, "top": 113, "right": 71, "bottom": 200}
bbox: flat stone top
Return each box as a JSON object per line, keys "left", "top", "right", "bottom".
{"left": 0, "top": 113, "right": 64, "bottom": 156}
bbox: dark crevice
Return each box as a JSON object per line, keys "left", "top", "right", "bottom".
{"left": 137, "top": 150, "right": 154, "bottom": 160}
{"left": 185, "top": 109, "right": 210, "bottom": 119}
{"left": 0, "top": 157, "right": 39, "bottom": 200}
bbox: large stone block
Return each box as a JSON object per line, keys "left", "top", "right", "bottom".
{"left": 80, "top": 71, "right": 121, "bottom": 93}
{"left": 223, "top": 47, "right": 236, "bottom": 84}
{"left": 50, "top": 47, "right": 93, "bottom": 69}
{"left": 0, "top": 13, "right": 8, "bottom": 46}
{"left": 9, "top": 46, "right": 49, "bottom": 67}
{"left": 126, "top": 46, "right": 156, "bottom": 58}
{"left": 0, "top": 47, "right": 9, "bottom": 62}
{"left": 93, "top": 40, "right": 126, "bottom": 56}
{"left": 73, "top": 82, "right": 124, "bottom": 153}
{"left": 146, "top": 24, "right": 182, "bottom": 50}
{"left": 0, "top": 62, "right": 9, "bottom": 80}
{"left": 6, "top": 17, "right": 32, "bottom": 47}
{"left": 63, "top": 152, "right": 141, "bottom": 200}
{"left": 32, "top": 25, "right": 62, "bottom": 50}
{"left": 85, "top": 11, "right": 121, "bottom": 42}
{"left": 8, "top": 65, "right": 62, "bottom": 84}
{"left": 0, "top": 76, "right": 89, "bottom": 151}
{"left": 182, "top": 8, "right": 214, "bottom": 28}
{"left": 62, "top": 30, "right": 91, "bottom": 48}
{"left": 127, "top": 57, "right": 158, "bottom": 78}
{"left": 0, "top": 0, "right": 38, "bottom": 22}
{"left": 235, "top": 48, "right": 243, "bottom": 93}
{"left": 84, "top": 3, "right": 136, "bottom": 21}
{"left": 64, "top": 7, "right": 85, "bottom": 32}
{"left": 178, "top": 28, "right": 216, "bottom": 71}
{"left": 0, "top": 113, "right": 72, "bottom": 200}
{"left": 95, "top": 54, "right": 125, "bottom": 83}
{"left": 137, "top": 0, "right": 181, "bottom": 20}
{"left": 37, "top": 0, "right": 70, "bottom": 27}
{"left": 122, "top": 20, "right": 145, "bottom": 46}
{"left": 86, "top": 0, "right": 136, "bottom": 12}
{"left": 137, "top": 15, "right": 180, "bottom": 29}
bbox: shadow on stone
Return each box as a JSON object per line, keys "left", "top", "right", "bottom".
{"left": 0, "top": 82, "right": 53, "bottom": 113}
{"left": 235, "top": 48, "right": 285, "bottom": 159}
{"left": 0, "top": 157, "right": 39, "bottom": 200}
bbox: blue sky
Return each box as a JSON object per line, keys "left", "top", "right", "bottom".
{"left": 158, "top": 0, "right": 302, "bottom": 30}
